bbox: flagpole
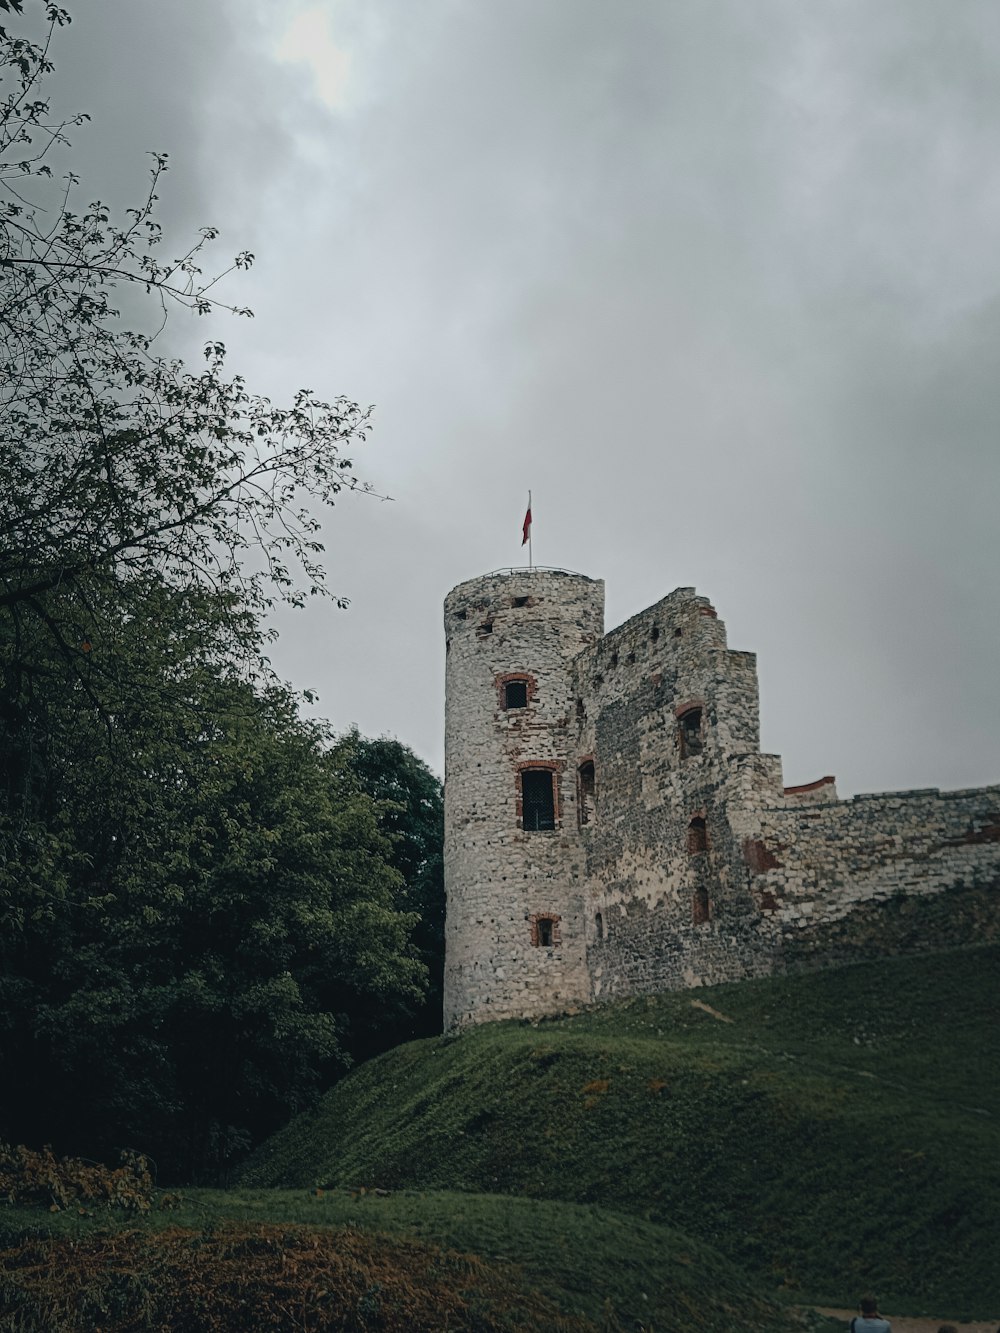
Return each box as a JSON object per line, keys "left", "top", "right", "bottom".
{"left": 527, "top": 490, "right": 533, "bottom": 571}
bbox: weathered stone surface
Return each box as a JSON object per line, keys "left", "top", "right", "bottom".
{"left": 442, "top": 570, "right": 1000, "bottom": 1027}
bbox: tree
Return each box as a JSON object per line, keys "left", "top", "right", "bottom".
{"left": 336, "top": 731, "right": 445, "bottom": 1044}
{"left": 0, "top": 4, "right": 427, "bottom": 1181}
{"left": 0, "top": 583, "right": 427, "bottom": 1180}
{"left": 1, "top": 3, "right": 377, "bottom": 811}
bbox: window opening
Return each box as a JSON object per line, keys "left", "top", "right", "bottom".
{"left": 477, "top": 620, "right": 493, "bottom": 637}
{"left": 595, "top": 911, "right": 604, "bottom": 940}
{"left": 504, "top": 680, "right": 528, "bottom": 709}
{"left": 578, "top": 760, "right": 596, "bottom": 827}
{"left": 687, "top": 816, "right": 708, "bottom": 854}
{"left": 650, "top": 625, "right": 660, "bottom": 642}
{"left": 522, "top": 769, "right": 556, "bottom": 831}
{"left": 530, "top": 912, "right": 561, "bottom": 947}
{"left": 693, "top": 886, "right": 711, "bottom": 925}
{"left": 511, "top": 595, "right": 529, "bottom": 608}
{"left": 678, "top": 707, "right": 703, "bottom": 758}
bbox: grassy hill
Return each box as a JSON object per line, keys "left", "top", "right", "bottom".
{"left": 240, "top": 945, "right": 1000, "bottom": 1317}
{"left": 0, "top": 1181, "right": 818, "bottom": 1331}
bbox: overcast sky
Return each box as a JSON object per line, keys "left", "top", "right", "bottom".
{"left": 35, "top": 0, "right": 1000, "bottom": 795}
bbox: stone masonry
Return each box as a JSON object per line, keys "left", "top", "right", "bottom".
{"left": 442, "top": 568, "right": 1000, "bottom": 1028}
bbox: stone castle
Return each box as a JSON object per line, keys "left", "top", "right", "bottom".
{"left": 442, "top": 568, "right": 1000, "bottom": 1028}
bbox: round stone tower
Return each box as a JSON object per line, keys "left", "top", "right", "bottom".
{"left": 443, "top": 568, "right": 605, "bottom": 1027}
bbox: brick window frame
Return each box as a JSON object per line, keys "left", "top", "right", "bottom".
{"left": 529, "top": 912, "right": 562, "bottom": 947}
{"left": 496, "top": 672, "right": 537, "bottom": 711}
{"left": 515, "top": 760, "right": 562, "bottom": 831}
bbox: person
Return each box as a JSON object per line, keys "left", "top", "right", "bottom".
{"left": 849, "top": 1296, "right": 891, "bottom": 1332}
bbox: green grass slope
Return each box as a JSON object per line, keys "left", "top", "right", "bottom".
{"left": 240, "top": 946, "right": 1000, "bottom": 1316}
{"left": 184, "top": 1188, "right": 816, "bottom": 1332}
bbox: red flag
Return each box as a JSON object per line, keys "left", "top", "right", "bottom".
{"left": 521, "top": 504, "right": 532, "bottom": 546}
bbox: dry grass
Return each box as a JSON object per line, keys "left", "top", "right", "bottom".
{"left": 0, "top": 1222, "right": 597, "bottom": 1331}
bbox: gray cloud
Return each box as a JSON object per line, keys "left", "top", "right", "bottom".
{"left": 35, "top": 0, "right": 1000, "bottom": 793}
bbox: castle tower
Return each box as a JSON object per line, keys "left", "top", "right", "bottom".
{"left": 442, "top": 568, "right": 605, "bottom": 1027}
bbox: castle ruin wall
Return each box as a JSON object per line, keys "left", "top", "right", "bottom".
{"left": 443, "top": 569, "right": 1000, "bottom": 1026}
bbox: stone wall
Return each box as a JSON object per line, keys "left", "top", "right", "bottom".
{"left": 573, "top": 590, "right": 775, "bottom": 999}
{"left": 442, "top": 569, "right": 1000, "bottom": 1027}
{"left": 744, "top": 785, "right": 1000, "bottom": 946}
{"left": 442, "top": 569, "right": 604, "bottom": 1027}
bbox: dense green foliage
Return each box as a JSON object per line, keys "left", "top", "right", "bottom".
{"left": 337, "top": 730, "right": 445, "bottom": 1042}
{"left": 0, "top": 606, "right": 429, "bottom": 1178}
{"left": 241, "top": 946, "right": 1000, "bottom": 1317}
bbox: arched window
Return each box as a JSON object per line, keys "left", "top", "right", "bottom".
{"left": 677, "top": 706, "right": 704, "bottom": 758}
{"left": 520, "top": 768, "right": 556, "bottom": 831}
{"left": 687, "top": 816, "right": 708, "bottom": 854}
{"left": 693, "top": 886, "right": 711, "bottom": 925}
{"left": 578, "top": 759, "right": 596, "bottom": 827}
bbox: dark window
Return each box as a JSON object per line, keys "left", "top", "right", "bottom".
{"left": 650, "top": 625, "right": 660, "bottom": 642}
{"left": 530, "top": 912, "right": 561, "bottom": 947}
{"left": 610, "top": 651, "right": 619, "bottom": 668}
{"left": 687, "top": 816, "right": 708, "bottom": 854}
{"left": 511, "top": 595, "right": 529, "bottom": 608}
{"left": 578, "top": 760, "right": 596, "bottom": 827}
{"left": 575, "top": 697, "right": 586, "bottom": 719}
{"left": 595, "top": 911, "right": 604, "bottom": 940}
{"left": 504, "top": 680, "right": 528, "bottom": 709}
{"left": 522, "top": 769, "right": 555, "bottom": 831}
{"left": 693, "top": 886, "right": 711, "bottom": 925}
{"left": 478, "top": 620, "right": 493, "bottom": 636}
{"left": 678, "top": 707, "right": 703, "bottom": 757}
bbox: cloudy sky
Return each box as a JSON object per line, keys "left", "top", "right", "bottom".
{"left": 35, "top": 0, "right": 1000, "bottom": 795}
